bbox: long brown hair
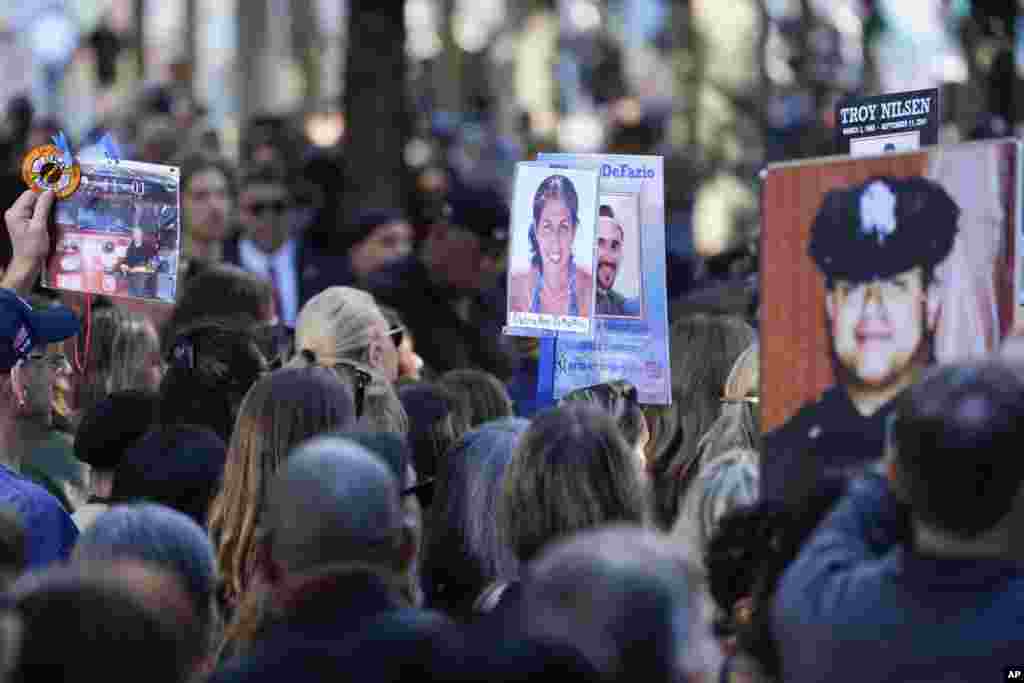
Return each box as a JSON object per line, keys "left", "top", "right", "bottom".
{"left": 208, "top": 367, "right": 356, "bottom": 602}
{"left": 645, "top": 314, "right": 755, "bottom": 529}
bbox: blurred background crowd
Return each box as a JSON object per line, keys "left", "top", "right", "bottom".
{"left": 0, "top": 0, "right": 1020, "bottom": 303}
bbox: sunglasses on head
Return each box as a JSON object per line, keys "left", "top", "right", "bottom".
{"left": 334, "top": 359, "right": 373, "bottom": 420}
{"left": 245, "top": 200, "right": 291, "bottom": 216}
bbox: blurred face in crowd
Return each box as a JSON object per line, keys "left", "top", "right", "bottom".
{"left": 429, "top": 223, "right": 488, "bottom": 293}
{"left": 535, "top": 198, "right": 576, "bottom": 273}
{"left": 349, "top": 220, "right": 414, "bottom": 280}
{"left": 827, "top": 266, "right": 934, "bottom": 390}
{"left": 596, "top": 216, "right": 623, "bottom": 291}
{"left": 239, "top": 181, "right": 291, "bottom": 253}
{"left": 132, "top": 227, "right": 144, "bottom": 246}
{"left": 184, "top": 167, "right": 233, "bottom": 243}
{"left": 395, "top": 329, "right": 424, "bottom": 382}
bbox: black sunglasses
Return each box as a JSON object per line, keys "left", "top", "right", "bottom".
{"left": 401, "top": 476, "right": 436, "bottom": 508}
{"left": 334, "top": 359, "right": 373, "bottom": 420}
{"left": 387, "top": 326, "right": 404, "bottom": 350}
{"left": 245, "top": 200, "right": 291, "bottom": 216}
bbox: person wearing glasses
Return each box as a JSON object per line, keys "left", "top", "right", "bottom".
{"left": 763, "top": 177, "right": 958, "bottom": 504}
{"left": 222, "top": 164, "right": 352, "bottom": 328}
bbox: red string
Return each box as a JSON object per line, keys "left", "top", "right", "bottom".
{"left": 72, "top": 293, "right": 92, "bottom": 376}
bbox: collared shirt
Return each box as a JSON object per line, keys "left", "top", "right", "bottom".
{"left": 238, "top": 238, "right": 299, "bottom": 326}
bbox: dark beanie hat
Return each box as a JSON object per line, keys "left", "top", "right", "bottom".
{"left": 337, "top": 208, "right": 406, "bottom": 254}
{"left": 112, "top": 426, "right": 227, "bottom": 526}
{"left": 74, "top": 390, "right": 159, "bottom": 471}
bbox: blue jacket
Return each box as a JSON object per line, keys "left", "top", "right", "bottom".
{"left": 773, "top": 473, "right": 1024, "bottom": 683}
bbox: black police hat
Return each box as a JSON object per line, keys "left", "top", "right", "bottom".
{"left": 808, "top": 176, "right": 959, "bottom": 284}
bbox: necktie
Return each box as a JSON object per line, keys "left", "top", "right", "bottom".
{"left": 268, "top": 261, "right": 284, "bottom": 323}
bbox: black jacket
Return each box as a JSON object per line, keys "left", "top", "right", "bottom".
{"left": 222, "top": 232, "right": 356, "bottom": 315}
{"left": 762, "top": 385, "right": 895, "bottom": 504}
{"left": 209, "top": 569, "right": 460, "bottom": 683}
{"left": 367, "top": 256, "right": 515, "bottom": 379}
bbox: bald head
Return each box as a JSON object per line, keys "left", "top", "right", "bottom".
{"left": 523, "top": 526, "right": 719, "bottom": 682}
{"left": 264, "top": 436, "right": 404, "bottom": 575}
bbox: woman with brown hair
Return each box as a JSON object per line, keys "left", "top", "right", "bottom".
{"left": 207, "top": 366, "right": 357, "bottom": 607}
{"left": 498, "top": 403, "right": 648, "bottom": 567}
{"left": 644, "top": 313, "right": 755, "bottom": 530}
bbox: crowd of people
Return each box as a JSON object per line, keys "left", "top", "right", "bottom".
{"left": 0, "top": 89, "right": 1020, "bottom": 683}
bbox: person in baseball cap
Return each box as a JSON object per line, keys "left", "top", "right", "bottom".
{"left": 0, "top": 290, "right": 79, "bottom": 372}
{"left": 763, "top": 176, "right": 959, "bottom": 503}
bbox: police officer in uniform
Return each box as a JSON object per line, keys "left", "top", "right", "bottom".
{"left": 762, "top": 176, "right": 959, "bottom": 502}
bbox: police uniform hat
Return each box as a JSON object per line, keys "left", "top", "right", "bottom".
{"left": 808, "top": 176, "right": 959, "bottom": 284}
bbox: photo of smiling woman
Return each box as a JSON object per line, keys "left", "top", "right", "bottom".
{"left": 508, "top": 173, "right": 596, "bottom": 325}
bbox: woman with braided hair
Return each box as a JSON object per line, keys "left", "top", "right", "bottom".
{"left": 508, "top": 175, "right": 593, "bottom": 317}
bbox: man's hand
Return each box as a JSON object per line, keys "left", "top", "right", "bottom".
{"left": 2, "top": 190, "right": 56, "bottom": 295}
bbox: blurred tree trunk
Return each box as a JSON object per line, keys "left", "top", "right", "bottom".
{"left": 343, "top": 0, "right": 409, "bottom": 214}
{"left": 133, "top": 0, "right": 146, "bottom": 78}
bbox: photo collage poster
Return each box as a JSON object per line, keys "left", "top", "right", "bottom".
{"left": 536, "top": 154, "right": 671, "bottom": 405}
{"left": 46, "top": 158, "right": 181, "bottom": 304}
{"left": 760, "top": 138, "right": 1021, "bottom": 501}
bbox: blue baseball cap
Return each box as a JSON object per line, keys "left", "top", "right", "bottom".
{"left": 0, "top": 289, "right": 80, "bottom": 371}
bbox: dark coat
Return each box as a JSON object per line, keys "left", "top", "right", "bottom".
{"left": 367, "top": 256, "right": 515, "bottom": 380}
{"left": 762, "top": 385, "right": 895, "bottom": 504}
{"left": 209, "top": 569, "right": 460, "bottom": 683}
{"left": 222, "top": 231, "right": 356, "bottom": 315}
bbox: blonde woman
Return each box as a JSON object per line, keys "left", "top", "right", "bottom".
{"left": 290, "top": 286, "right": 409, "bottom": 434}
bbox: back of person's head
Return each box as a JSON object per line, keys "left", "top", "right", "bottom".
{"left": 74, "top": 389, "right": 158, "bottom": 472}
{"left": 159, "top": 320, "right": 266, "bottom": 443}
{"left": 210, "top": 367, "right": 357, "bottom": 601}
{"left": 163, "top": 263, "right": 273, "bottom": 349}
{"left": 559, "top": 380, "right": 647, "bottom": 452}
{"left": 733, "top": 473, "right": 847, "bottom": 681}
{"left": 293, "top": 286, "right": 389, "bottom": 370}
{"left": 438, "top": 369, "right": 514, "bottom": 431}
{"left": 261, "top": 436, "right": 406, "bottom": 577}
{"left": 72, "top": 504, "right": 219, "bottom": 670}
{"left": 424, "top": 417, "right": 528, "bottom": 615}
{"left": 77, "top": 306, "right": 162, "bottom": 421}
{"left": 521, "top": 526, "right": 720, "bottom": 683}
{"left": 112, "top": 426, "right": 227, "bottom": 526}
{"left": 10, "top": 561, "right": 194, "bottom": 683}
{"left": 647, "top": 314, "right": 756, "bottom": 529}
{"left": 673, "top": 447, "right": 759, "bottom": 566}
{"left": 892, "top": 360, "right": 1024, "bottom": 539}
{"left": 499, "top": 404, "right": 648, "bottom": 564}
{"left": 399, "top": 381, "right": 461, "bottom": 483}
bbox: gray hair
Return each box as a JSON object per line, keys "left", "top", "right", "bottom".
{"left": 522, "top": 525, "right": 721, "bottom": 682}
{"left": 293, "top": 286, "right": 388, "bottom": 368}
{"left": 263, "top": 436, "right": 403, "bottom": 575}
{"left": 671, "top": 448, "right": 759, "bottom": 567}
{"left": 72, "top": 503, "right": 219, "bottom": 665}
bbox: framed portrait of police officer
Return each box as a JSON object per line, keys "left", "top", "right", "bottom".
{"left": 760, "top": 139, "right": 1021, "bottom": 503}
{"left": 594, "top": 192, "right": 643, "bottom": 319}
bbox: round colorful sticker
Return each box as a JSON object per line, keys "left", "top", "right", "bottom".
{"left": 21, "top": 144, "right": 81, "bottom": 199}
